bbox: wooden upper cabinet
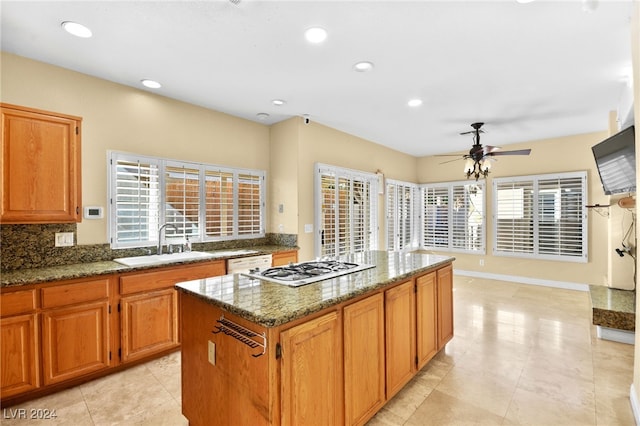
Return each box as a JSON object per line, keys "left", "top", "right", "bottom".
{"left": 1, "top": 103, "right": 82, "bottom": 223}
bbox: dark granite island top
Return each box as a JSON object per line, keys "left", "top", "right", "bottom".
{"left": 175, "top": 250, "right": 454, "bottom": 327}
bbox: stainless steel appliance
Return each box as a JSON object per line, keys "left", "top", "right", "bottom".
{"left": 243, "top": 260, "right": 375, "bottom": 287}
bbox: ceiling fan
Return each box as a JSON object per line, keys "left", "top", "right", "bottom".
{"left": 441, "top": 122, "right": 532, "bottom": 180}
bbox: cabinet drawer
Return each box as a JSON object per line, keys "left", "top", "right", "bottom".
{"left": 41, "top": 278, "right": 109, "bottom": 309}
{"left": 120, "top": 261, "right": 225, "bottom": 295}
{"left": 1, "top": 289, "right": 36, "bottom": 317}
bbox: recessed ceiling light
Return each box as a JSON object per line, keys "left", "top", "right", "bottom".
{"left": 305, "top": 27, "right": 327, "bottom": 44}
{"left": 272, "top": 99, "right": 286, "bottom": 106}
{"left": 408, "top": 99, "right": 423, "bottom": 107}
{"left": 141, "top": 79, "right": 162, "bottom": 89}
{"left": 256, "top": 112, "right": 270, "bottom": 120}
{"left": 61, "top": 21, "right": 92, "bottom": 38}
{"left": 516, "top": 0, "right": 535, "bottom": 3}
{"left": 354, "top": 61, "right": 374, "bottom": 72}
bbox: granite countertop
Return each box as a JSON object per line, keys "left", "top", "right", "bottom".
{"left": 175, "top": 250, "right": 455, "bottom": 328}
{"left": 589, "top": 285, "right": 636, "bottom": 331}
{"left": 1, "top": 246, "right": 295, "bottom": 287}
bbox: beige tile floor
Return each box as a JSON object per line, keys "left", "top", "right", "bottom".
{"left": 2, "top": 276, "right": 635, "bottom": 425}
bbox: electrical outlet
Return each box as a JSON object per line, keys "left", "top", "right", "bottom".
{"left": 55, "top": 232, "right": 74, "bottom": 247}
{"left": 479, "top": 258, "right": 485, "bottom": 266}
{"left": 208, "top": 340, "right": 216, "bottom": 365}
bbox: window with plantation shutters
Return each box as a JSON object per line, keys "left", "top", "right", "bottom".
{"left": 112, "top": 157, "right": 161, "bottom": 247}
{"left": 315, "top": 163, "right": 378, "bottom": 258}
{"left": 386, "top": 179, "right": 418, "bottom": 251}
{"left": 109, "top": 152, "right": 265, "bottom": 248}
{"left": 493, "top": 171, "right": 587, "bottom": 262}
{"left": 420, "top": 181, "right": 485, "bottom": 253}
{"left": 165, "top": 163, "right": 200, "bottom": 239}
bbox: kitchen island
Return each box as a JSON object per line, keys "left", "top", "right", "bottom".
{"left": 176, "top": 250, "right": 454, "bottom": 426}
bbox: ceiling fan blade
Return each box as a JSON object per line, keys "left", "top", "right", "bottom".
{"left": 483, "top": 145, "right": 501, "bottom": 155}
{"left": 439, "top": 157, "right": 465, "bottom": 165}
{"left": 489, "top": 149, "right": 531, "bottom": 156}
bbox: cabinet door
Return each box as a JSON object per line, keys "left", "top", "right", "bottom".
{"left": 1, "top": 104, "right": 81, "bottom": 223}
{"left": 272, "top": 250, "right": 298, "bottom": 266}
{"left": 343, "top": 294, "right": 385, "bottom": 426}
{"left": 120, "top": 288, "right": 178, "bottom": 363}
{"left": 42, "top": 301, "right": 109, "bottom": 385}
{"left": 280, "top": 311, "right": 343, "bottom": 426}
{"left": 385, "top": 279, "right": 416, "bottom": 399}
{"left": 437, "top": 264, "right": 454, "bottom": 349}
{"left": 416, "top": 271, "right": 438, "bottom": 369}
{"left": 1, "top": 314, "right": 39, "bottom": 398}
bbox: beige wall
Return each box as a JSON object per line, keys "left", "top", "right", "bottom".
{"left": 1, "top": 52, "right": 270, "bottom": 245}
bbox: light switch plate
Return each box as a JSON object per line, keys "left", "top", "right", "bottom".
{"left": 55, "top": 232, "right": 74, "bottom": 247}
{"left": 304, "top": 224, "right": 313, "bottom": 233}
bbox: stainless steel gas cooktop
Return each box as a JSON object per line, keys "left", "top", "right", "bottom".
{"left": 243, "top": 260, "right": 375, "bottom": 287}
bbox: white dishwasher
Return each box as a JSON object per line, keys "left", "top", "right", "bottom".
{"left": 227, "top": 254, "right": 272, "bottom": 274}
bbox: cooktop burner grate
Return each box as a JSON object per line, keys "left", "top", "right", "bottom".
{"left": 243, "top": 260, "right": 375, "bottom": 287}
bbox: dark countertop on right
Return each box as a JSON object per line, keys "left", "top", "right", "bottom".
{"left": 589, "top": 285, "right": 635, "bottom": 331}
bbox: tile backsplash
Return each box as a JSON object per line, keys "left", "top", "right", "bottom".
{"left": 0, "top": 223, "right": 297, "bottom": 272}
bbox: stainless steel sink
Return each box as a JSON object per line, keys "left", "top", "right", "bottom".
{"left": 113, "top": 251, "right": 217, "bottom": 267}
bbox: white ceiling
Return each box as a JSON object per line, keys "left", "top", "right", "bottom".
{"left": 0, "top": 0, "right": 635, "bottom": 157}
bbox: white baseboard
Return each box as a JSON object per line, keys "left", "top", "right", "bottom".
{"left": 630, "top": 384, "right": 640, "bottom": 425}
{"left": 454, "top": 269, "right": 589, "bottom": 292}
{"left": 597, "top": 326, "right": 635, "bottom": 345}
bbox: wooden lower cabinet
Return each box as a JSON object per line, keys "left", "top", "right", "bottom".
{"left": 437, "top": 264, "right": 454, "bottom": 349}
{"left": 41, "top": 301, "right": 110, "bottom": 385}
{"left": 0, "top": 314, "right": 39, "bottom": 398}
{"left": 119, "top": 261, "right": 225, "bottom": 363}
{"left": 416, "top": 271, "right": 438, "bottom": 369}
{"left": 271, "top": 250, "right": 298, "bottom": 267}
{"left": 343, "top": 293, "right": 385, "bottom": 426}
{"left": 280, "top": 311, "right": 343, "bottom": 426}
{"left": 120, "top": 288, "right": 178, "bottom": 362}
{"left": 384, "top": 279, "right": 416, "bottom": 399}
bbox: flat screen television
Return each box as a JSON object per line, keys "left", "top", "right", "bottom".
{"left": 592, "top": 125, "right": 636, "bottom": 195}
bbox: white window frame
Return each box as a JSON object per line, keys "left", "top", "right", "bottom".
{"left": 492, "top": 171, "right": 588, "bottom": 263}
{"left": 420, "top": 180, "right": 486, "bottom": 254}
{"left": 385, "top": 179, "right": 419, "bottom": 252}
{"left": 108, "top": 151, "right": 266, "bottom": 249}
{"left": 314, "top": 163, "right": 378, "bottom": 258}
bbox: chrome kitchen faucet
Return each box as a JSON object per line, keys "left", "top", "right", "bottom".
{"left": 157, "top": 223, "right": 179, "bottom": 255}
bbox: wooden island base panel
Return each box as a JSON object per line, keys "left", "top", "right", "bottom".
{"left": 177, "top": 250, "right": 454, "bottom": 426}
